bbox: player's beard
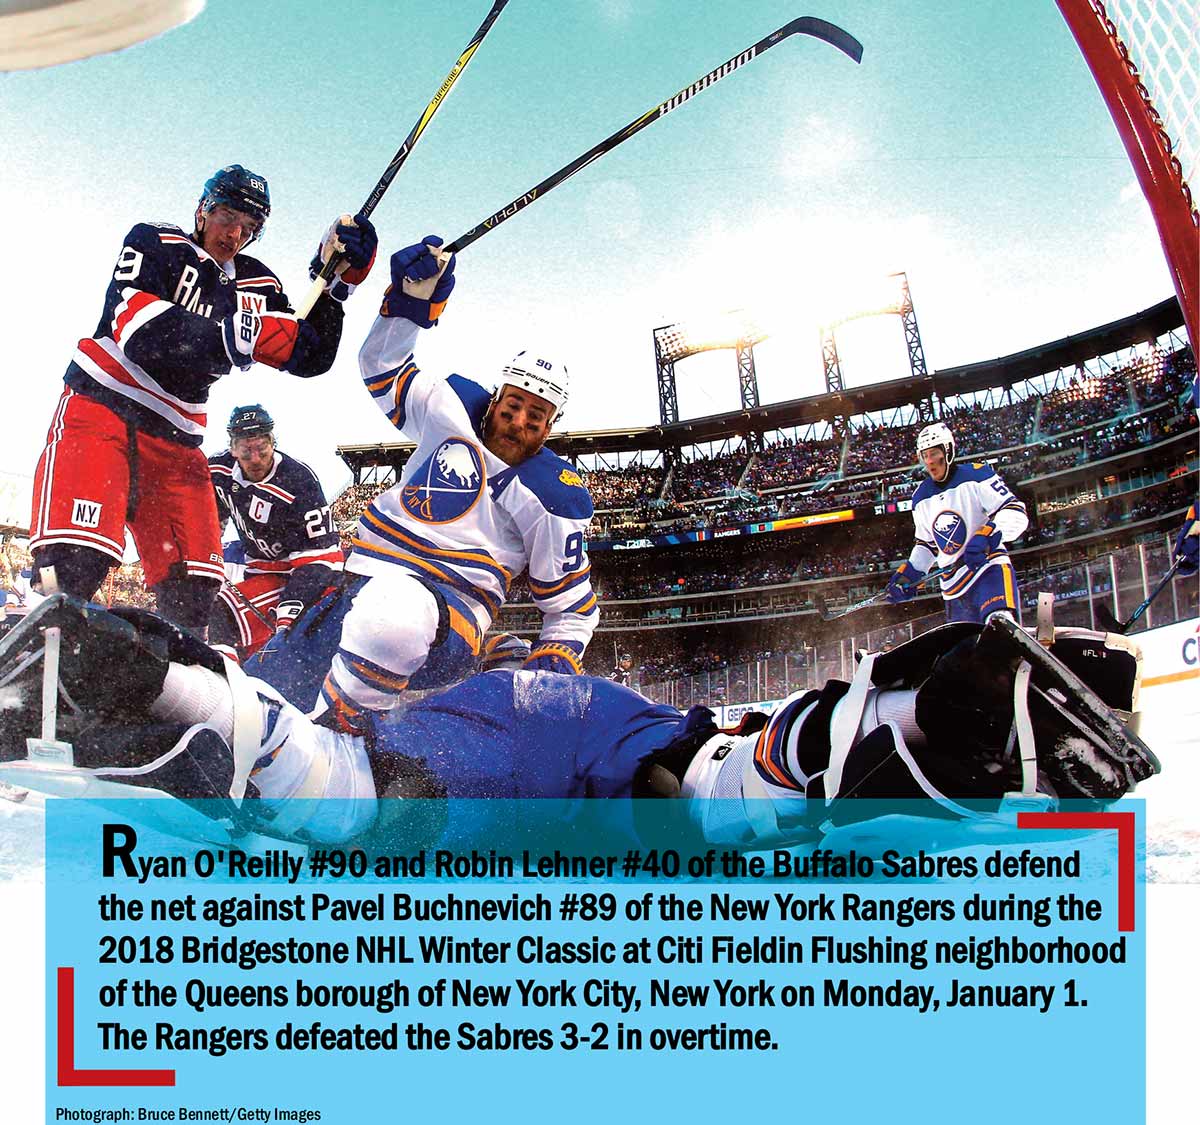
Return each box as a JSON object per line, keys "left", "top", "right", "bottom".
{"left": 482, "top": 411, "right": 545, "bottom": 465}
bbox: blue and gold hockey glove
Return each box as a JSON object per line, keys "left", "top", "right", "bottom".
{"left": 522, "top": 642, "right": 584, "bottom": 675}
{"left": 382, "top": 236, "right": 456, "bottom": 327}
{"left": 886, "top": 561, "right": 924, "bottom": 604}
{"left": 961, "top": 524, "right": 1002, "bottom": 572}
{"left": 480, "top": 633, "right": 533, "bottom": 672}
{"left": 309, "top": 213, "right": 378, "bottom": 302}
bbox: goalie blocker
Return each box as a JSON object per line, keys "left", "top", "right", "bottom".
{"left": 0, "top": 597, "right": 1158, "bottom": 851}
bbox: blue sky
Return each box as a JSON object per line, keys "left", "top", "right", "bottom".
{"left": 0, "top": 0, "right": 1176, "bottom": 493}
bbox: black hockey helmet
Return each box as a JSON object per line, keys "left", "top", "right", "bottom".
{"left": 199, "top": 164, "right": 270, "bottom": 242}
{"left": 227, "top": 404, "right": 275, "bottom": 440}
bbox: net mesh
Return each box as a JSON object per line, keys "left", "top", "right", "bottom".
{"left": 1099, "top": 0, "right": 1199, "bottom": 220}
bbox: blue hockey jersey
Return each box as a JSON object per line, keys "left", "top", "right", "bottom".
{"left": 63, "top": 222, "right": 343, "bottom": 446}
{"left": 209, "top": 448, "right": 343, "bottom": 602}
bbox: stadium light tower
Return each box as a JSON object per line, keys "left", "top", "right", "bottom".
{"left": 653, "top": 310, "right": 769, "bottom": 438}
{"left": 819, "top": 271, "right": 933, "bottom": 437}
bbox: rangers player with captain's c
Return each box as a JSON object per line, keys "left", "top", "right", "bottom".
{"left": 256, "top": 236, "right": 598, "bottom": 733}
{"left": 208, "top": 404, "right": 343, "bottom": 659}
{"left": 886, "top": 422, "right": 1028, "bottom": 623}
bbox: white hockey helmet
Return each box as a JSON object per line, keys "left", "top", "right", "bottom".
{"left": 498, "top": 351, "right": 569, "bottom": 422}
{"left": 916, "top": 422, "right": 955, "bottom": 476}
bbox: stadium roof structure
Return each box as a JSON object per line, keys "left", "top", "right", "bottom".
{"left": 336, "top": 297, "right": 1185, "bottom": 471}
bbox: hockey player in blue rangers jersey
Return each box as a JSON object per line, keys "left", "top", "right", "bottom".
{"left": 0, "top": 596, "right": 1160, "bottom": 851}
{"left": 27, "top": 165, "right": 376, "bottom": 638}
{"left": 209, "top": 405, "right": 343, "bottom": 659}
{"left": 256, "top": 237, "right": 598, "bottom": 734}
{"left": 887, "top": 422, "right": 1029, "bottom": 623}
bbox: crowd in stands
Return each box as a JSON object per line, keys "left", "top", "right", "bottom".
{"left": 331, "top": 481, "right": 389, "bottom": 548}
{"left": 1084, "top": 407, "right": 1189, "bottom": 461}
{"left": 582, "top": 464, "right": 664, "bottom": 508}
{"left": 1037, "top": 372, "right": 1130, "bottom": 435}
{"left": 842, "top": 422, "right": 920, "bottom": 477}
{"left": 939, "top": 398, "right": 1037, "bottom": 452}
{"left": 744, "top": 436, "right": 841, "bottom": 491}
{"left": 670, "top": 450, "right": 749, "bottom": 501}
{"left": 1025, "top": 476, "right": 1194, "bottom": 544}
{"left": 101, "top": 564, "right": 157, "bottom": 610}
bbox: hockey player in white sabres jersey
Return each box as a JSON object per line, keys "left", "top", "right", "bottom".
{"left": 261, "top": 236, "right": 598, "bottom": 734}
{"left": 887, "top": 422, "right": 1028, "bottom": 623}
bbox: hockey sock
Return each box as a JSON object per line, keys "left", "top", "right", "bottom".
{"left": 150, "top": 663, "right": 235, "bottom": 742}
{"left": 874, "top": 690, "right": 925, "bottom": 746}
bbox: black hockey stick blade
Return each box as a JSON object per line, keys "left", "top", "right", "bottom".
{"left": 297, "top": 0, "right": 510, "bottom": 317}
{"left": 1093, "top": 602, "right": 1124, "bottom": 634}
{"left": 446, "top": 15, "right": 863, "bottom": 254}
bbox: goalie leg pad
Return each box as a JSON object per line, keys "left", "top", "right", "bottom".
{"left": 824, "top": 723, "right": 987, "bottom": 826}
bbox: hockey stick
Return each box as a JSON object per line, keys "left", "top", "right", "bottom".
{"left": 440, "top": 16, "right": 863, "bottom": 256}
{"left": 814, "top": 563, "right": 957, "bottom": 623}
{"left": 1094, "top": 555, "right": 1184, "bottom": 635}
{"left": 223, "top": 580, "right": 275, "bottom": 632}
{"left": 295, "top": 0, "right": 510, "bottom": 318}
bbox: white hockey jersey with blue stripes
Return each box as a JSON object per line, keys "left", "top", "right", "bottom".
{"left": 352, "top": 314, "right": 597, "bottom": 667}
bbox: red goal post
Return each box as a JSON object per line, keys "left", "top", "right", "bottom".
{"left": 1057, "top": 0, "right": 1198, "bottom": 351}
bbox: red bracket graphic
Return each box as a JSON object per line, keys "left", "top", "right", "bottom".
{"left": 1017, "top": 810, "right": 1137, "bottom": 932}
{"left": 57, "top": 967, "right": 175, "bottom": 1087}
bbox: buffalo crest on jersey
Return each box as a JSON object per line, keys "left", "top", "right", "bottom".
{"left": 402, "top": 438, "right": 486, "bottom": 523}
{"left": 931, "top": 509, "right": 969, "bottom": 555}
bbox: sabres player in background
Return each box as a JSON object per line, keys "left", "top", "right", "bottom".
{"left": 254, "top": 236, "right": 598, "bottom": 735}
{"left": 208, "top": 405, "right": 343, "bottom": 660}
{"left": 887, "top": 422, "right": 1028, "bottom": 623}
{"left": 27, "top": 165, "right": 376, "bottom": 638}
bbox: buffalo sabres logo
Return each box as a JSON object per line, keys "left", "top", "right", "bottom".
{"left": 402, "top": 437, "right": 486, "bottom": 523}
{"left": 931, "top": 510, "right": 969, "bottom": 556}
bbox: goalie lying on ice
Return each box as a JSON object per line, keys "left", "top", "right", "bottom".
{"left": 0, "top": 597, "right": 1159, "bottom": 850}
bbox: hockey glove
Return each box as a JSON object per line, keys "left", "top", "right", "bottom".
{"left": 273, "top": 600, "right": 304, "bottom": 634}
{"left": 885, "top": 562, "right": 924, "bottom": 604}
{"left": 222, "top": 295, "right": 318, "bottom": 372}
{"left": 382, "top": 236, "right": 456, "bottom": 328}
{"left": 522, "top": 642, "right": 584, "bottom": 675}
{"left": 309, "top": 212, "right": 378, "bottom": 302}
{"left": 961, "top": 524, "right": 1002, "bottom": 572}
{"left": 480, "top": 633, "right": 532, "bottom": 672}
{"left": 1174, "top": 508, "right": 1199, "bottom": 577}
